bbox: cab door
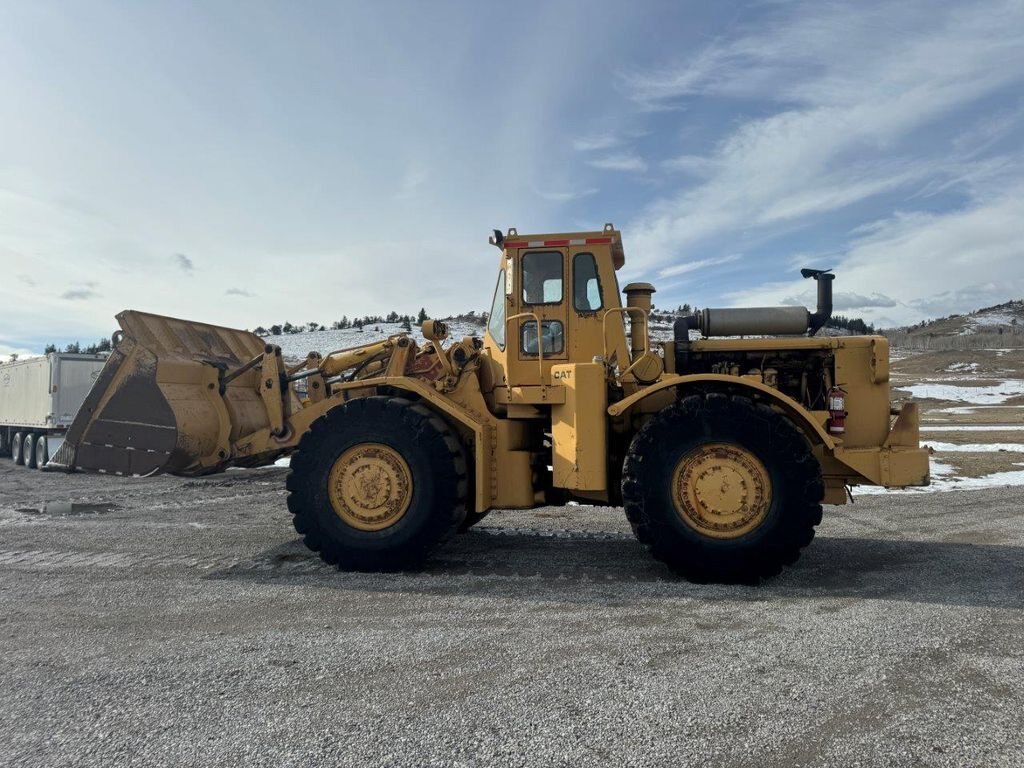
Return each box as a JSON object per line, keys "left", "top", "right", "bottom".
{"left": 566, "top": 246, "right": 618, "bottom": 364}
{"left": 514, "top": 248, "right": 568, "bottom": 388}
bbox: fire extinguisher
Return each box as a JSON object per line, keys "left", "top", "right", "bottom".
{"left": 828, "top": 385, "right": 847, "bottom": 435}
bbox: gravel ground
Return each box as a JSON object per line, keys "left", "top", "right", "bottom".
{"left": 1, "top": 462, "right": 1023, "bottom": 767}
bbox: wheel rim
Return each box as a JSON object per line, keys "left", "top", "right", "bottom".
{"left": 327, "top": 443, "right": 413, "bottom": 531}
{"left": 671, "top": 442, "right": 772, "bottom": 539}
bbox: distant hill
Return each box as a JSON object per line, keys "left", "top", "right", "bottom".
{"left": 884, "top": 300, "right": 1024, "bottom": 350}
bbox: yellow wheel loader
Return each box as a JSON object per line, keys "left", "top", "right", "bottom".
{"left": 49, "top": 225, "right": 930, "bottom": 582}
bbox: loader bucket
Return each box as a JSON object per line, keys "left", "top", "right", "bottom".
{"left": 48, "top": 310, "right": 295, "bottom": 477}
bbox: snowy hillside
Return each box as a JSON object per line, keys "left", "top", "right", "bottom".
{"left": 961, "top": 301, "right": 1024, "bottom": 334}
{"left": 884, "top": 300, "right": 1024, "bottom": 350}
{"left": 262, "top": 318, "right": 487, "bottom": 360}
{"left": 892, "top": 300, "right": 1024, "bottom": 338}
{"left": 263, "top": 315, "right": 854, "bottom": 360}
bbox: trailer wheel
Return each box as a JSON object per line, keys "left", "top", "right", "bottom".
{"left": 622, "top": 392, "right": 824, "bottom": 583}
{"left": 35, "top": 435, "right": 49, "bottom": 468}
{"left": 286, "top": 396, "right": 468, "bottom": 571}
{"left": 24, "top": 433, "right": 38, "bottom": 469}
{"left": 12, "top": 432, "right": 25, "bottom": 466}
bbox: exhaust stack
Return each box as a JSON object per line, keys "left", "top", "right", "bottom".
{"left": 803, "top": 268, "right": 834, "bottom": 335}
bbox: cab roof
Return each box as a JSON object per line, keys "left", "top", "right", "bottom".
{"left": 499, "top": 225, "right": 625, "bottom": 270}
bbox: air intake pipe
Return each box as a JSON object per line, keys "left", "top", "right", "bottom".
{"left": 623, "top": 282, "right": 656, "bottom": 356}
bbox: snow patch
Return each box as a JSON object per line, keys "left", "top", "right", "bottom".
{"left": 856, "top": 460, "right": 1024, "bottom": 494}
{"left": 970, "top": 313, "right": 1018, "bottom": 328}
{"left": 922, "top": 441, "right": 1024, "bottom": 453}
{"left": 920, "top": 425, "right": 1024, "bottom": 431}
{"left": 900, "top": 381, "right": 1024, "bottom": 404}
{"left": 933, "top": 405, "right": 1024, "bottom": 415}
{"left": 944, "top": 362, "right": 979, "bottom": 372}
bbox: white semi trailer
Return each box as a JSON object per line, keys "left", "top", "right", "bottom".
{"left": 0, "top": 353, "right": 107, "bottom": 469}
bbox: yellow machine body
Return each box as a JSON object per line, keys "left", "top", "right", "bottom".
{"left": 52, "top": 226, "right": 929, "bottom": 516}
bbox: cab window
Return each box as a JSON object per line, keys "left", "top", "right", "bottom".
{"left": 487, "top": 270, "right": 506, "bottom": 350}
{"left": 573, "top": 252, "right": 602, "bottom": 312}
{"left": 522, "top": 251, "right": 563, "bottom": 305}
{"left": 521, "top": 320, "right": 564, "bottom": 356}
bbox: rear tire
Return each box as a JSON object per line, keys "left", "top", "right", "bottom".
{"left": 24, "top": 433, "right": 38, "bottom": 469}
{"left": 12, "top": 432, "right": 24, "bottom": 466}
{"left": 622, "top": 392, "right": 824, "bottom": 583}
{"left": 286, "top": 397, "right": 468, "bottom": 571}
{"left": 35, "top": 435, "right": 49, "bottom": 468}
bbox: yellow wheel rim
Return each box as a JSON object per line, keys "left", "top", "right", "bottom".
{"left": 327, "top": 443, "right": 413, "bottom": 531}
{"left": 671, "top": 443, "right": 772, "bottom": 539}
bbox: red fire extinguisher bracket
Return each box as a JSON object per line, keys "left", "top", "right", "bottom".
{"left": 828, "top": 385, "right": 848, "bottom": 435}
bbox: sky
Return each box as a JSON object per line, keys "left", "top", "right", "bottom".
{"left": 2, "top": 0, "right": 1023, "bottom": 356}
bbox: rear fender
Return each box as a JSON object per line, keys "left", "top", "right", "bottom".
{"left": 608, "top": 374, "right": 836, "bottom": 450}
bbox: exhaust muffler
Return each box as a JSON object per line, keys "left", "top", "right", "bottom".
{"left": 675, "top": 267, "right": 835, "bottom": 340}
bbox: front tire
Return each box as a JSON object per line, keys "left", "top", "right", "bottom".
{"left": 622, "top": 392, "right": 823, "bottom": 583}
{"left": 286, "top": 397, "right": 468, "bottom": 571}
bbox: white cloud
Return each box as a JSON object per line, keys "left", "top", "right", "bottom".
{"left": 661, "top": 154, "right": 716, "bottom": 177}
{"left": 571, "top": 134, "right": 619, "bottom": 152}
{"left": 658, "top": 254, "right": 741, "bottom": 279}
{"left": 727, "top": 184, "right": 1024, "bottom": 325}
{"left": 622, "top": 0, "right": 1024, "bottom": 287}
{"left": 534, "top": 186, "right": 599, "bottom": 204}
{"left": 830, "top": 292, "right": 898, "bottom": 311}
{"left": 0, "top": 2, "right": 641, "bottom": 351}
{"left": 587, "top": 153, "right": 648, "bottom": 172}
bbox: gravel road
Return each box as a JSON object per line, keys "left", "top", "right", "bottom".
{"left": 1, "top": 462, "right": 1022, "bottom": 767}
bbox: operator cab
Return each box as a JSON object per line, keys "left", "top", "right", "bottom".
{"left": 481, "top": 224, "right": 632, "bottom": 410}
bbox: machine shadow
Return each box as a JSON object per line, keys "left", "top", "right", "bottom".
{"left": 209, "top": 529, "right": 1024, "bottom": 610}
